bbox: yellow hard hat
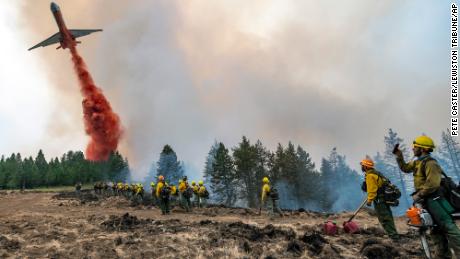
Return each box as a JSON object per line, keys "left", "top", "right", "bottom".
{"left": 413, "top": 135, "right": 435, "bottom": 150}
{"left": 191, "top": 181, "right": 196, "bottom": 185}
{"left": 150, "top": 182, "right": 155, "bottom": 186}
{"left": 199, "top": 180, "right": 203, "bottom": 185}
{"left": 263, "top": 177, "right": 269, "bottom": 183}
{"left": 360, "top": 158, "right": 374, "bottom": 168}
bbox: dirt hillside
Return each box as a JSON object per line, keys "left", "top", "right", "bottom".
{"left": 0, "top": 191, "right": 427, "bottom": 258}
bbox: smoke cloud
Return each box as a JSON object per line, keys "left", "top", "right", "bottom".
{"left": 12, "top": 1, "right": 453, "bottom": 181}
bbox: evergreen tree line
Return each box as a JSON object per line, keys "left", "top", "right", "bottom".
{"left": 0, "top": 150, "right": 129, "bottom": 189}
{"left": 199, "top": 129, "right": 460, "bottom": 213}
{"left": 202, "top": 136, "right": 363, "bottom": 212}
{"left": 2, "top": 128, "right": 458, "bottom": 214}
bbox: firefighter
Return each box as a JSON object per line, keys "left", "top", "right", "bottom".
{"left": 360, "top": 157, "right": 399, "bottom": 240}
{"left": 179, "top": 177, "right": 192, "bottom": 212}
{"left": 191, "top": 181, "right": 199, "bottom": 207}
{"left": 75, "top": 182, "right": 82, "bottom": 195}
{"left": 135, "top": 183, "right": 144, "bottom": 202}
{"left": 124, "top": 183, "right": 130, "bottom": 198}
{"left": 261, "top": 177, "right": 283, "bottom": 217}
{"left": 117, "top": 182, "right": 123, "bottom": 196}
{"left": 111, "top": 182, "right": 117, "bottom": 196}
{"left": 394, "top": 135, "right": 460, "bottom": 257}
{"left": 197, "top": 180, "right": 209, "bottom": 208}
{"left": 170, "top": 184, "right": 178, "bottom": 208}
{"left": 156, "top": 175, "right": 170, "bottom": 215}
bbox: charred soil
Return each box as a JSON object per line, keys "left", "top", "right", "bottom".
{"left": 0, "top": 191, "right": 428, "bottom": 258}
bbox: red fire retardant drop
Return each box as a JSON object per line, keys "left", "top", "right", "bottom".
{"left": 68, "top": 45, "right": 122, "bottom": 161}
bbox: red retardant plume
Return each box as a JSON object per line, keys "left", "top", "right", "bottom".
{"left": 69, "top": 45, "right": 122, "bottom": 161}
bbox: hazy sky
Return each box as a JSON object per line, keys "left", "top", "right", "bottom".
{"left": 0, "top": 1, "right": 454, "bottom": 180}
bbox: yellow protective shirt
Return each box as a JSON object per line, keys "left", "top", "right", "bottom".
{"left": 156, "top": 181, "right": 165, "bottom": 198}
{"left": 396, "top": 155, "right": 442, "bottom": 197}
{"left": 179, "top": 181, "right": 187, "bottom": 193}
{"left": 261, "top": 183, "right": 270, "bottom": 202}
{"left": 198, "top": 186, "right": 206, "bottom": 196}
{"left": 365, "top": 169, "right": 385, "bottom": 203}
{"left": 193, "top": 185, "right": 199, "bottom": 194}
{"left": 171, "top": 185, "right": 177, "bottom": 195}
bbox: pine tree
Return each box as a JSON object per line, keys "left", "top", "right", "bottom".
{"left": 319, "top": 158, "right": 334, "bottom": 210}
{"left": 108, "top": 151, "right": 129, "bottom": 182}
{"left": 437, "top": 129, "right": 460, "bottom": 180}
{"left": 203, "top": 141, "right": 219, "bottom": 193}
{"left": 319, "top": 148, "right": 363, "bottom": 212}
{"left": 253, "top": 140, "right": 272, "bottom": 207}
{"left": 210, "top": 143, "right": 237, "bottom": 206}
{"left": 233, "top": 136, "right": 258, "bottom": 208}
{"left": 35, "top": 150, "right": 48, "bottom": 186}
{"left": 295, "top": 146, "right": 320, "bottom": 208}
{"left": 23, "top": 156, "right": 39, "bottom": 188}
{"left": 333, "top": 153, "right": 363, "bottom": 211}
{"left": 156, "top": 145, "right": 184, "bottom": 185}
{"left": 7, "top": 153, "right": 23, "bottom": 189}
{"left": 0, "top": 155, "right": 7, "bottom": 189}
{"left": 269, "top": 143, "right": 285, "bottom": 185}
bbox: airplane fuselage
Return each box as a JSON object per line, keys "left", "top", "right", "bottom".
{"left": 28, "top": 2, "right": 102, "bottom": 51}
{"left": 50, "top": 2, "right": 75, "bottom": 49}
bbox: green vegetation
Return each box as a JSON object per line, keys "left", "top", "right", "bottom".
{"left": 0, "top": 150, "right": 129, "bottom": 190}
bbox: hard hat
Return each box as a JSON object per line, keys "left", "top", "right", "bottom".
{"left": 360, "top": 157, "right": 374, "bottom": 168}
{"left": 179, "top": 179, "right": 183, "bottom": 183}
{"left": 158, "top": 175, "right": 164, "bottom": 181}
{"left": 150, "top": 181, "right": 155, "bottom": 186}
{"left": 263, "top": 177, "right": 269, "bottom": 183}
{"left": 191, "top": 181, "right": 196, "bottom": 185}
{"left": 413, "top": 135, "right": 435, "bottom": 150}
{"left": 199, "top": 180, "right": 203, "bottom": 185}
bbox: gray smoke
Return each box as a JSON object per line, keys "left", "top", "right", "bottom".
{"left": 17, "top": 1, "right": 453, "bottom": 185}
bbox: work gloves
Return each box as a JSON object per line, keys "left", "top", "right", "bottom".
{"left": 392, "top": 144, "right": 402, "bottom": 156}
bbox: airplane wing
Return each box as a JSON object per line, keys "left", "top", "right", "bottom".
{"left": 28, "top": 32, "right": 61, "bottom": 51}
{"left": 69, "top": 29, "right": 103, "bottom": 39}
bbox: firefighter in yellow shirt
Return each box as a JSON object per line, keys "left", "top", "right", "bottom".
{"left": 197, "top": 181, "right": 209, "bottom": 208}
{"left": 191, "top": 181, "right": 199, "bottom": 207}
{"left": 117, "top": 182, "right": 123, "bottom": 196}
{"left": 260, "top": 177, "right": 282, "bottom": 217}
{"left": 179, "top": 176, "right": 192, "bottom": 212}
{"left": 361, "top": 157, "right": 399, "bottom": 240}
{"left": 156, "top": 175, "right": 170, "bottom": 215}
{"left": 394, "top": 136, "right": 460, "bottom": 257}
{"left": 135, "top": 183, "right": 144, "bottom": 202}
{"left": 170, "top": 184, "right": 178, "bottom": 208}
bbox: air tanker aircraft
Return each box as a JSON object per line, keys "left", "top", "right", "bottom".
{"left": 28, "top": 2, "right": 102, "bottom": 51}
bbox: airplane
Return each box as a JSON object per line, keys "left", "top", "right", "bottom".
{"left": 28, "top": 2, "right": 102, "bottom": 51}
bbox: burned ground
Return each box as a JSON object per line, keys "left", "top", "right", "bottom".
{"left": 0, "top": 191, "right": 429, "bottom": 258}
